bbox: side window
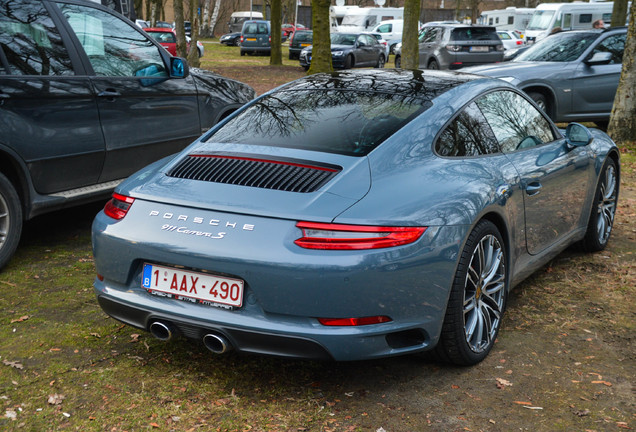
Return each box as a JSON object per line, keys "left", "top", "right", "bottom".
{"left": 579, "top": 14, "right": 592, "bottom": 24}
{"left": 435, "top": 102, "right": 500, "bottom": 157}
{"left": 591, "top": 34, "right": 625, "bottom": 64}
{"left": 476, "top": 91, "right": 556, "bottom": 153}
{"left": 378, "top": 24, "right": 391, "bottom": 33}
{"left": 57, "top": 3, "right": 167, "bottom": 78}
{"left": 357, "top": 36, "right": 367, "bottom": 47}
{"left": 423, "top": 28, "right": 439, "bottom": 43}
{"left": 0, "top": 0, "right": 74, "bottom": 76}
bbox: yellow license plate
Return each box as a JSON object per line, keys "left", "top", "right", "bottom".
{"left": 246, "top": 38, "right": 257, "bottom": 41}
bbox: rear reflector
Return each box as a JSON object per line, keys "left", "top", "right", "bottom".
{"left": 295, "top": 222, "right": 426, "bottom": 250}
{"left": 318, "top": 316, "right": 392, "bottom": 326}
{"left": 104, "top": 193, "right": 135, "bottom": 220}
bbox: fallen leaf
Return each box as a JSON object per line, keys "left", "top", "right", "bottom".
{"left": 48, "top": 394, "right": 65, "bottom": 405}
{"left": 591, "top": 380, "right": 612, "bottom": 387}
{"left": 523, "top": 406, "right": 544, "bottom": 410}
{"left": 5, "top": 409, "right": 17, "bottom": 420}
{"left": 2, "top": 360, "right": 23, "bottom": 369}
{"left": 10, "top": 315, "right": 29, "bottom": 323}
{"left": 513, "top": 401, "right": 532, "bottom": 405}
{"left": 574, "top": 409, "right": 590, "bottom": 417}
{"left": 130, "top": 334, "right": 140, "bottom": 343}
{"left": 496, "top": 378, "right": 513, "bottom": 388}
{"left": 150, "top": 422, "right": 160, "bottom": 428}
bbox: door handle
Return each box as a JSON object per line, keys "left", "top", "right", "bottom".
{"left": 525, "top": 182, "right": 542, "bottom": 196}
{"left": 97, "top": 89, "right": 121, "bottom": 101}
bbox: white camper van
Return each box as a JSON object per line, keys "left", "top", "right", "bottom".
{"left": 228, "top": 11, "right": 265, "bottom": 33}
{"left": 525, "top": 2, "right": 613, "bottom": 43}
{"left": 371, "top": 19, "right": 403, "bottom": 53}
{"left": 479, "top": 7, "right": 534, "bottom": 33}
{"left": 337, "top": 7, "right": 404, "bottom": 33}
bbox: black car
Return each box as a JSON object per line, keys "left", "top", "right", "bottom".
{"left": 288, "top": 30, "right": 313, "bottom": 60}
{"left": 220, "top": 32, "right": 242, "bottom": 46}
{"left": 299, "top": 33, "right": 386, "bottom": 71}
{"left": 0, "top": 0, "right": 255, "bottom": 269}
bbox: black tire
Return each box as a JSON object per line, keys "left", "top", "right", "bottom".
{"left": 433, "top": 220, "right": 507, "bottom": 365}
{"left": 427, "top": 59, "right": 439, "bottom": 70}
{"left": 594, "top": 120, "right": 609, "bottom": 131}
{"left": 394, "top": 54, "right": 401, "bottom": 68}
{"left": 240, "top": 50, "right": 245, "bottom": 56}
{"left": 375, "top": 54, "right": 385, "bottom": 69}
{"left": 0, "top": 172, "right": 22, "bottom": 270}
{"left": 527, "top": 91, "right": 548, "bottom": 115}
{"left": 302, "top": 65, "right": 309, "bottom": 71}
{"left": 578, "top": 158, "right": 618, "bottom": 252}
{"left": 344, "top": 54, "right": 353, "bottom": 69}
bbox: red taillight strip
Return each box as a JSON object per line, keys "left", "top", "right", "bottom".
{"left": 295, "top": 222, "right": 426, "bottom": 250}
{"left": 104, "top": 193, "right": 135, "bottom": 220}
{"left": 189, "top": 154, "right": 339, "bottom": 172}
{"left": 318, "top": 316, "right": 392, "bottom": 326}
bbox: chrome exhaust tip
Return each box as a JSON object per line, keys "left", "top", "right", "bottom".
{"left": 202, "top": 333, "right": 232, "bottom": 354}
{"left": 149, "top": 321, "right": 175, "bottom": 341}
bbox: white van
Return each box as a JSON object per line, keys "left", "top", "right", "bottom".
{"left": 337, "top": 7, "right": 404, "bottom": 33}
{"left": 371, "top": 19, "right": 403, "bottom": 53}
{"left": 228, "top": 11, "right": 264, "bottom": 33}
{"left": 525, "top": 2, "right": 613, "bottom": 43}
{"left": 479, "top": 7, "right": 535, "bottom": 33}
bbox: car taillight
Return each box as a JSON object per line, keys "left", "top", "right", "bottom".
{"left": 240, "top": 35, "right": 244, "bottom": 43}
{"left": 295, "top": 222, "right": 426, "bottom": 250}
{"left": 516, "top": 40, "right": 523, "bottom": 45}
{"left": 446, "top": 44, "right": 461, "bottom": 52}
{"left": 318, "top": 316, "right": 392, "bottom": 326}
{"left": 269, "top": 36, "right": 271, "bottom": 43}
{"left": 104, "top": 193, "right": 135, "bottom": 220}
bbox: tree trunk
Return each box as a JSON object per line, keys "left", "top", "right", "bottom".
{"left": 270, "top": 0, "right": 282, "bottom": 65}
{"left": 607, "top": 3, "right": 636, "bottom": 144}
{"left": 611, "top": 0, "right": 629, "bottom": 27}
{"left": 174, "top": 0, "right": 188, "bottom": 58}
{"left": 201, "top": 0, "right": 212, "bottom": 37}
{"left": 401, "top": 0, "right": 420, "bottom": 69}
{"left": 308, "top": 0, "right": 333, "bottom": 74}
{"left": 187, "top": 0, "right": 201, "bottom": 67}
{"left": 209, "top": 0, "right": 221, "bottom": 36}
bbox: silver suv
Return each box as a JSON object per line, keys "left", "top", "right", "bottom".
{"left": 408, "top": 24, "right": 504, "bottom": 70}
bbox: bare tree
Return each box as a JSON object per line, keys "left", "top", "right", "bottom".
{"left": 208, "top": 0, "right": 222, "bottom": 36}
{"left": 307, "top": 0, "right": 333, "bottom": 74}
{"left": 608, "top": 3, "right": 635, "bottom": 143}
{"left": 174, "top": 0, "right": 188, "bottom": 58}
{"left": 201, "top": 0, "right": 212, "bottom": 37}
{"left": 401, "top": 0, "right": 420, "bottom": 69}
{"left": 187, "top": 0, "right": 201, "bottom": 67}
{"left": 270, "top": 0, "right": 283, "bottom": 65}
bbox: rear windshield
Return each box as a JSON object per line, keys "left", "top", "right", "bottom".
{"left": 330, "top": 33, "right": 357, "bottom": 45}
{"left": 207, "top": 90, "right": 430, "bottom": 156}
{"left": 147, "top": 31, "right": 175, "bottom": 43}
{"left": 294, "top": 32, "right": 313, "bottom": 42}
{"left": 515, "top": 32, "right": 596, "bottom": 62}
{"left": 450, "top": 28, "right": 499, "bottom": 41}
{"left": 243, "top": 22, "right": 268, "bottom": 34}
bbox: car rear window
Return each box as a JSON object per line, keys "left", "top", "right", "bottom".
{"left": 294, "top": 32, "right": 313, "bottom": 42}
{"left": 207, "top": 90, "right": 430, "bottom": 156}
{"left": 450, "top": 28, "right": 499, "bottom": 41}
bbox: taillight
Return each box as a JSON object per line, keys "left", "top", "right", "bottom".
{"left": 516, "top": 40, "right": 523, "bottom": 45}
{"left": 318, "top": 316, "right": 392, "bottom": 326}
{"left": 104, "top": 193, "right": 135, "bottom": 220}
{"left": 240, "top": 35, "right": 244, "bottom": 43}
{"left": 295, "top": 222, "right": 426, "bottom": 250}
{"left": 269, "top": 36, "right": 271, "bottom": 43}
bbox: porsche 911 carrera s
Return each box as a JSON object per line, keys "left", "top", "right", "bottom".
{"left": 92, "top": 70, "right": 619, "bottom": 365}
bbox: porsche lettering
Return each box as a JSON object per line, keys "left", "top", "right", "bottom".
{"left": 150, "top": 211, "right": 255, "bottom": 231}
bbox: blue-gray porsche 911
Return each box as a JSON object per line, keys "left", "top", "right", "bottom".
{"left": 92, "top": 69, "right": 619, "bottom": 365}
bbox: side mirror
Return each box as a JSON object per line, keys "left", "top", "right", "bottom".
{"left": 565, "top": 122, "right": 593, "bottom": 147}
{"left": 585, "top": 51, "right": 612, "bottom": 65}
{"left": 170, "top": 57, "right": 189, "bottom": 78}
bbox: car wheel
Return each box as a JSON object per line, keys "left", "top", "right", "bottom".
{"left": 427, "top": 59, "right": 439, "bottom": 70}
{"left": 389, "top": 43, "right": 397, "bottom": 55}
{"left": 375, "top": 54, "right": 385, "bottom": 68}
{"left": 0, "top": 172, "right": 22, "bottom": 270}
{"left": 344, "top": 54, "right": 353, "bottom": 69}
{"left": 394, "top": 54, "right": 401, "bottom": 68}
{"left": 240, "top": 50, "right": 245, "bottom": 56}
{"left": 434, "top": 220, "right": 507, "bottom": 365}
{"left": 527, "top": 92, "right": 548, "bottom": 114}
{"left": 579, "top": 158, "right": 618, "bottom": 252}
{"left": 302, "top": 65, "right": 309, "bottom": 71}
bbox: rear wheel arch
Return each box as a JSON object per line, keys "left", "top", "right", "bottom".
{"left": 0, "top": 150, "right": 28, "bottom": 215}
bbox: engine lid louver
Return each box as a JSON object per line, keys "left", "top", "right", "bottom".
{"left": 166, "top": 153, "right": 341, "bottom": 193}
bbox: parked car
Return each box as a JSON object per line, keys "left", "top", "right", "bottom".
{"left": 415, "top": 24, "right": 504, "bottom": 69}
{"left": 145, "top": 28, "right": 203, "bottom": 57}
{"left": 92, "top": 69, "right": 619, "bottom": 365}
{"left": 497, "top": 30, "right": 525, "bottom": 51}
{"left": 299, "top": 33, "right": 386, "bottom": 70}
{"left": 368, "top": 32, "right": 390, "bottom": 59}
{"left": 154, "top": 20, "right": 173, "bottom": 28}
{"left": 464, "top": 27, "right": 627, "bottom": 125}
{"left": 288, "top": 30, "right": 313, "bottom": 60}
{"left": 240, "top": 20, "right": 271, "bottom": 56}
{"left": 220, "top": 32, "right": 242, "bottom": 46}
{"left": 0, "top": 0, "right": 255, "bottom": 270}
{"left": 370, "top": 19, "right": 403, "bottom": 53}
{"left": 281, "top": 23, "right": 306, "bottom": 38}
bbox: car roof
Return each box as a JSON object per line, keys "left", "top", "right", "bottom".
{"left": 279, "top": 69, "right": 479, "bottom": 101}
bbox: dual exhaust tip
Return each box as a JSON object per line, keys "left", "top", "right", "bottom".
{"left": 148, "top": 320, "right": 232, "bottom": 354}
